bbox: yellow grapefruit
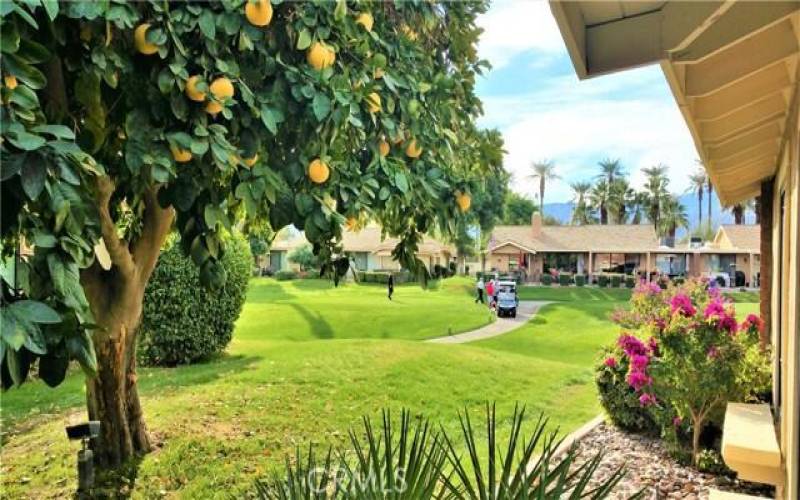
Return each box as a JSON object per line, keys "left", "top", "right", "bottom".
{"left": 245, "top": 0, "right": 273, "bottom": 27}
{"left": 134, "top": 24, "right": 158, "bottom": 55}
{"left": 307, "top": 42, "right": 335, "bottom": 71}
{"left": 4, "top": 75, "right": 18, "bottom": 90}
{"left": 242, "top": 154, "right": 259, "bottom": 167}
{"left": 378, "top": 140, "right": 390, "bottom": 157}
{"left": 456, "top": 192, "right": 471, "bottom": 213}
{"left": 170, "top": 145, "right": 193, "bottom": 163}
{"left": 205, "top": 100, "right": 223, "bottom": 115}
{"left": 366, "top": 92, "right": 381, "bottom": 113}
{"left": 355, "top": 12, "right": 374, "bottom": 32}
{"left": 308, "top": 159, "right": 330, "bottom": 184}
{"left": 185, "top": 76, "right": 206, "bottom": 102}
{"left": 405, "top": 139, "right": 422, "bottom": 158}
{"left": 209, "top": 77, "right": 234, "bottom": 100}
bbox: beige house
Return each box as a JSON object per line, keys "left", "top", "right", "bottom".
{"left": 268, "top": 226, "right": 454, "bottom": 273}
{"left": 550, "top": 1, "right": 799, "bottom": 497}
{"left": 487, "top": 214, "right": 760, "bottom": 285}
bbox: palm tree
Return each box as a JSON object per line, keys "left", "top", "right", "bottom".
{"left": 642, "top": 164, "right": 670, "bottom": 232}
{"left": 588, "top": 179, "right": 611, "bottom": 224}
{"left": 687, "top": 170, "right": 707, "bottom": 227}
{"left": 528, "top": 159, "right": 559, "bottom": 213}
{"left": 659, "top": 195, "right": 689, "bottom": 238}
{"left": 608, "top": 178, "right": 634, "bottom": 224}
{"left": 597, "top": 158, "right": 625, "bottom": 184}
{"left": 570, "top": 181, "right": 594, "bottom": 225}
{"left": 731, "top": 203, "right": 746, "bottom": 224}
{"left": 629, "top": 191, "right": 648, "bottom": 224}
{"left": 706, "top": 175, "right": 714, "bottom": 227}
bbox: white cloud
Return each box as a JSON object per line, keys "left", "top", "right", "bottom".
{"left": 476, "top": 0, "right": 565, "bottom": 69}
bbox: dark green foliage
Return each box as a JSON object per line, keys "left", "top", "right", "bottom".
{"left": 255, "top": 404, "right": 633, "bottom": 499}
{"left": 501, "top": 192, "right": 536, "bottom": 225}
{"left": 275, "top": 270, "right": 297, "bottom": 281}
{"left": 541, "top": 274, "right": 553, "bottom": 286}
{"left": 597, "top": 275, "right": 609, "bottom": 288}
{"left": 355, "top": 271, "right": 411, "bottom": 284}
{"left": 596, "top": 348, "right": 660, "bottom": 434}
{"left": 624, "top": 276, "right": 635, "bottom": 288}
{"left": 288, "top": 244, "right": 319, "bottom": 272}
{"left": 575, "top": 274, "right": 586, "bottom": 287}
{"left": 558, "top": 273, "right": 572, "bottom": 286}
{"left": 138, "top": 234, "right": 251, "bottom": 366}
{"left": 610, "top": 275, "right": 621, "bottom": 288}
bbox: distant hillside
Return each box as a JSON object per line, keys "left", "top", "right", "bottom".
{"left": 542, "top": 192, "right": 756, "bottom": 236}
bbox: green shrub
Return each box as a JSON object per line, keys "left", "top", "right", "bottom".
{"left": 574, "top": 274, "right": 586, "bottom": 287}
{"left": 597, "top": 274, "right": 609, "bottom": 287}
{"left": 275, "top": 270, "right": 297, "bottom": 281}
{"left": 288, "top": 244, "right": 318, "bottom": 271}
{"left": 558, "top": 273, "right": 572, "bottom": 286}
{"left": 625, "top": 275, "right": 636, "bottom": 288}
{"left": 541, "top": 274, "right": 552, "bottom": 286}
{"left": 139, "top": 234, "right": 251, "bottom": 366}
{"left": 610, "top": 274, "right": 621, "bottom": 288}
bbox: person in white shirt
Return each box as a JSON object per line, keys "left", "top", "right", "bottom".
{"left": 475, "top": 277, "right": 485, "bottom": 304}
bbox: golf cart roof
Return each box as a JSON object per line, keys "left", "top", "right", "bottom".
{"left": 497, "top": 281, "right": 516, "bottom": 287}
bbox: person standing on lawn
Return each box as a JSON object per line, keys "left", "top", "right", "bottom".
{"left": 387, "top": 274, "right": 394, "bottom": 300}
{"left": 475, "top": 277, "right": 485, "bottom": 303}
{"left": 485, "top": 278, "right": 495, "bottom": 309}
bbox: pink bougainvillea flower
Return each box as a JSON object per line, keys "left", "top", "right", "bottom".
{"left": 670, "top": 293, "right": 696, "bottom": 317}
{"left": 631, "top": 354, "right": 649, "bottom": 371}
{"left": 703, "top": 298, "right": 726, "bottom": 320}
{"left": 719, "top": 314, "right": 738, "bottom": 335}
{"left": 627, "top": 371, "right": 652, "bottom": 391}
{"left": 639, "top": 393, "right": 657, "bottom": 407}
{"left": 704, "top": 298, "right": 738, "bottom": 334}
{"left": 741, "top": 313, "right": 764, "bottom": 334}
{"left": 618, "top": 334, "right": 647, "bottom": 357}
{"left": 604, "top": 356, "right": 618, "bottom": 368}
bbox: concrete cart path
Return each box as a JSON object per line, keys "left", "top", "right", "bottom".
{"left": 426, "top": 301, "right": 552, "bottom": 344}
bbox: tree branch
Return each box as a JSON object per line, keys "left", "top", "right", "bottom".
{"left": 132, "top": 184, "right": 175, "bottom": 286}
{"left": 95, "top": 176, "right": 136, "bottom": 278}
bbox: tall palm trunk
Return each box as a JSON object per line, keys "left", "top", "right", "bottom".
{"left": 697, "top": 190, "right": 703, "bottom": 227}
{"left": 539, "top": 177, "right": 545, "bottom": 213}
{"left": 707, "top": 183, "right": 713, "bottom": 226}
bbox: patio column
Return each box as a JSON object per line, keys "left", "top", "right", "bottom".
{"left": 759, "top": 180, "right": 773, "bottom": 346}
{"left": 588, "top": 251, "right": 593, "bottom": 284}
{"left": 645, "top": 252, "right": 651, "bottom": 282}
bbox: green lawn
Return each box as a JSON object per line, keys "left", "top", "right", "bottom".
{"left": 0, "top": 278, "right": 759, "bottom": 498}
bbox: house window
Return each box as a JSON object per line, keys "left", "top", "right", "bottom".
{"left": 269, "top": 251, "right": 283, "bottom": 271}
{"left": 656, "top": 254, "right": 687, "bottom": 275}
{"left": 543, "top": 253, "right": 578, "bottom": 273}
{"left": 351, "top": 252, "right": 368, "bottom": 271}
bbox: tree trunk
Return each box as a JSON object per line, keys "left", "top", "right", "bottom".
{"left": 691, "top": 411, "right": 703, "bottom": 466}
{"left": 83, "top": 274, "right": 152, "bottom": 468}
{"left": 80, "top": 180, "right": 175, "bottom": 469}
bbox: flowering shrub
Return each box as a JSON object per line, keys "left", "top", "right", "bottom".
{"left": 596, "top": 342, "right": 660, "bottom": 433}
{"left": 598, "top": 279, "right": 771, "bottom": 465}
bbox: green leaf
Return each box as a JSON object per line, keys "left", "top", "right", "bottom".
{"left": 33, "top": 231, "right": 57, "bottom": 247}
{"left": 20, "top": 155, "right": 46, "bottom": 200}
{"left": 395, "top": 171, "right": 409, "bottom": 193}
{"left": 32, "top": 124, "right": 75, "bottom": 140}
{"left": 23, "top": 325, "right": 46, "bottom": 355}
{"left": 261, "top": 105, "right": 278, "bottom": 135}
{"left": 41, "top": 0, "right": 59, "bottom": 20}
{"left": 47, "top": 253, "right": 65, "bottom": 294}
{"left": 12, "top": 300, "right": 61, "bottom": 324}
{"left": 312, "top": 93, "right": 331, "bottom": 122}
{"left": 198, "top": 10, "right": 216, "bottom": 39}
{"left": 334, "top": 0, "right": 347, "bottom": 21}
{"left": 38, "top": 350, "right": 69, "bottom": 387}
{"left": 296, "top": 28, "right": 312, "bottom": 50}
{"left": 9, "top": 130, "right": 46, "bottom": 151}
{"left": 66, "top": 332, "right": 96, "bottom": 377}
{"left": 1, "top": 314, "right": 24, "bottom": 350}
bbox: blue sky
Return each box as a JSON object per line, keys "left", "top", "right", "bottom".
{"left": 474, "top": 0, "right": 700, "bottom": 204}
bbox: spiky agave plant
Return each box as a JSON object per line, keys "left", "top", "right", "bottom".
{"left": 442, "top": 403, "right": 634, "bottom": 499}
{"left": 255, "top": 405, "right": 638, "bottom": 499}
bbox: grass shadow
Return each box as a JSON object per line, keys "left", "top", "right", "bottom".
{"left": 287, "top": 303, "right": 334, "bottom": 339}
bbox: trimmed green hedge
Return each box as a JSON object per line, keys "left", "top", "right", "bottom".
{"left": 625, "top": 275, "right": 636, "bottom": 288}
{"left": 575, "top": 274, "right": 586, "bottom": 287}
{"left": 541, "top": 274, "right": 553, "bottom": 286}
{"left": 275, "top": 270, "right": 297, "bottom": 281}
{"left": 139, "top": 234, "right": 251, "bottom": 366}
{"left": 558, "top": 273, "right": 572, "bottom": 286}
{"left": 597, "top": 274, "right": 609, "bottom": 288}
{"left": 610, "top": 274, "right": 621, "bottom": 288}
{"left": 355, "top": 270, "right": 412, "bottom": 284}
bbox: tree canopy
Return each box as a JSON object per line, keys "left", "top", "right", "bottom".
{"left": 0, "top": 0, "right": 496, "bottom": 467}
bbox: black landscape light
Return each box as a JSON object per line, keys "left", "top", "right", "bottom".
{"left": 65, "top": 421, "right": 100, "bottom": 492}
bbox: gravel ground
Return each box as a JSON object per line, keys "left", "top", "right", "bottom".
{"left": 570, "top": 423, "right": 775, "bottom": 499}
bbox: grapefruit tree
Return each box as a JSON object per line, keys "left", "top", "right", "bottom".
{"left": 0, "top": 0, "right": 494, "bottom": 468}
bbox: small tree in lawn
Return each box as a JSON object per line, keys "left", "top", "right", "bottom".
{"left": 0, "top": 0, "right": 494, "bottom": 469}
{"left": 288, "top": 244, "right": 318, "bottom": 272}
